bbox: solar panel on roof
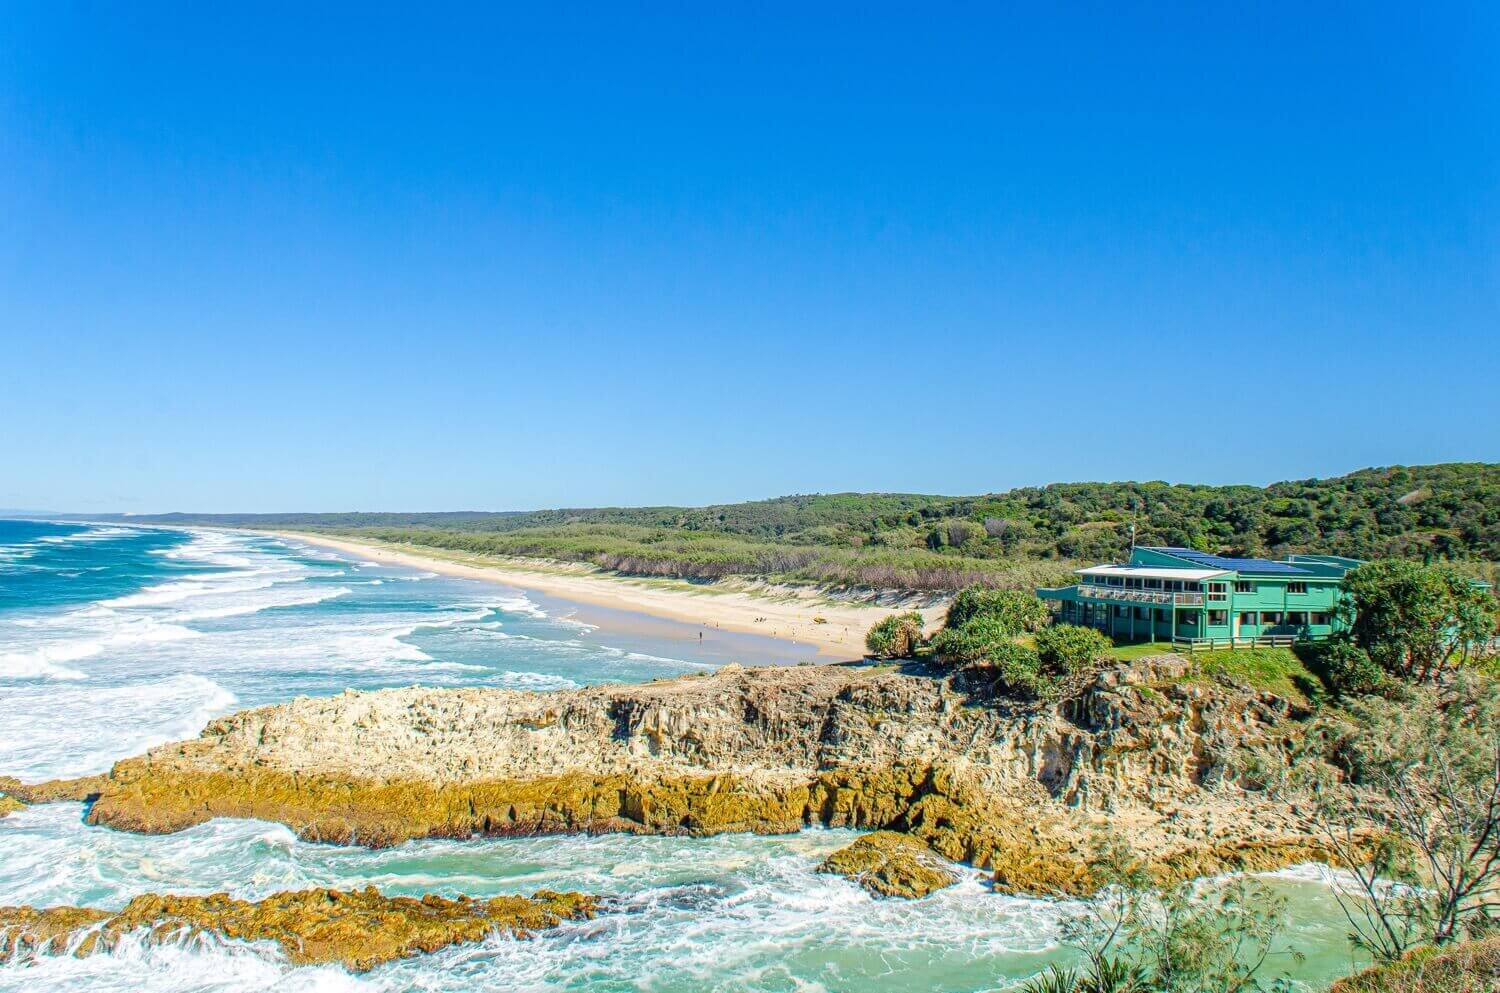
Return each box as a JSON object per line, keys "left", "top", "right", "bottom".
{"left": 1143, "top": 547, "right": 1312, "bottom": 575}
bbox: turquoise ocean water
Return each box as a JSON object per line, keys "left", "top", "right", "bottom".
{"left": 0, "top": 521, "right": 1368, "bottom": 991}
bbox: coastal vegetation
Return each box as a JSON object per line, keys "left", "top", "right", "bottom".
{"left": 1329, "top": 937, "right": 1500, "bottom": 992}
{"left": 853, "top": 560, "right": 1500, "bottom": 990}
{"left": 1024, "top": 858, "right": 1303, "bottom": 993}
{"left": 117, "top": 462, "right": 1499, "bottom": 591}
{"left": 864, "top": 611, "right": 926, "bottom": 659}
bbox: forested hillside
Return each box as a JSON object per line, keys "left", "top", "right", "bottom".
{"left": 120, "top": 463, "right": 1498, "bottom": 590}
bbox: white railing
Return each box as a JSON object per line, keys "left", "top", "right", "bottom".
{"left": 1078, "top": 585, "right": 1203, "bottom": 607}
{"left": 1173, "top": 635, "right": 1300, "bottom": 652}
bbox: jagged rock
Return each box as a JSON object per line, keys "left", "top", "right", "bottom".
{"left": 0, "top": 796, "right": 25, "bottom": 819}
{"left": 0, "top": 887, "right": 595, "bottom": 971}
{"left": 8, "top": 660, "right": 1328, "bottom": 896}
{"left": 818, "top": 831, "right": 959, "bottom": 898}
{"left": 0, "top": 774, "right": 106, "bottom": 804}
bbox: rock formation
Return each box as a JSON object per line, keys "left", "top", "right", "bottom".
{"left": 818, "top": 831, "right": 959, "bottom": 898}
{"left": 0, "top": 887, "right": 596, "bottom": 971}
{"left": 8, "top": 658, "right": 1335, "bottom": 897}
{"left": 0, "top": 773, "right": 105, "bottom": 805}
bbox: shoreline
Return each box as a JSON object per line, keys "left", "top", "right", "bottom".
{"left": 260, "top": 530, "right": 945, "bottom": 660}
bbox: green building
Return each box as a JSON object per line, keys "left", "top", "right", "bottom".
{"left": 1037, "top": 546, "right": 1362, "bottom": 648}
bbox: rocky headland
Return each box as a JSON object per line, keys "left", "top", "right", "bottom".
{"left": 2, "top": 656, "right": 1340, "bottom": 899}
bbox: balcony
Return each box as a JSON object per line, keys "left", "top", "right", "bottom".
{"left": 1077, "top": 585, "right": 1204, "bottom": 607}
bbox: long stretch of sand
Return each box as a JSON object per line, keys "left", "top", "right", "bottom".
{"left": 265, "top": 531, "right": 946, "bottom": 659}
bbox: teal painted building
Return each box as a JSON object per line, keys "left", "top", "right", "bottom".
{"left": 1038, "top": 546, "right": 1362, "bottom": 647}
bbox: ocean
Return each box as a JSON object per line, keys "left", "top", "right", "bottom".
{"left": 0, "top": 520, "right": 1368, "bottom": 991}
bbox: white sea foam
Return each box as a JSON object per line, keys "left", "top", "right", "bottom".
{"left": 35, "top": 526, "right": 143, "bottom": 545}
{"left": 493, "top": 670, "right": 581, "bottom": 690}
{"left": 0, "top": 614, "right": 201, "bottom": 682}
{"left": 0, "top": 673, "right": 237, "bottom": 779}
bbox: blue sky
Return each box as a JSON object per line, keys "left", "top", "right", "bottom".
{"left": 3, "top": 4, "right": 1496, "bottom": 512}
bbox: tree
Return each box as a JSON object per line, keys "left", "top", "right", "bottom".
{"left": 944, "top": 586, "right": 1049, "bottom": 633}
{"left": 1340, "top": 561, "right": 1497, "bottom": 685}
{"left": 1036, "top": 624, "right": 1114, "bottom": 680}
{"left": 1315, "top": 641, "right": 1389, "bottom": 698}
{"left": 864, "top": 612, "right": 925, "bottom": 659}
{"left": 1303, "top": 675, "right": 1500, "bottom": 960}
{"left": 1023, "top": 841, "right": 1298, "bottom": 992}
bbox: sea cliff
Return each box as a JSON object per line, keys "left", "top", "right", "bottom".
{"left": 3, "top": 657, "right": 1336, "bottom": 898}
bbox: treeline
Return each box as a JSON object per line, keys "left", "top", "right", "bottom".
{"left": 350, "top": 525, "right": 1076, "bottom": 592}
{"left": 113, "top": 463, "right": 1498, "bottom": 590}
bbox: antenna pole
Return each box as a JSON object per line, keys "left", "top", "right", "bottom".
{"left": 1129, "top": 498, "right": 1137, "bottom": 556}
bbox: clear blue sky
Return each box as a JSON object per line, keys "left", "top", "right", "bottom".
{"left": 3, "top": 4, "right": 1496, "bottom": 512}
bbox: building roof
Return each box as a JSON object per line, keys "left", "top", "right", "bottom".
{"left": 1076, "top": 564, "right": 1230, "bottom": 581}
{"left": 1141, "top": 547, "right": 1314, "bottom": 576}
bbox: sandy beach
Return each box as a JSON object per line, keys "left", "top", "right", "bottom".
{"left": 265, "top": 531, "right": 946, "bottom": 660}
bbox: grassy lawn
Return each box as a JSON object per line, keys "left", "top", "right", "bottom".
{"left": 1190, "top": 647, "right": 1322, "bottom": 704}
{"left": 1099, "top": 639, "right": 1323, "bottom": 704}
{"left": 1105, "top": 640, "right": 1176, "bottom": 661}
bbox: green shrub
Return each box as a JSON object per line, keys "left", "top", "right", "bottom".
{"left": 1317, "top": 640, "right": 1390, "bottom": 697}
{"left": 1342, "top": 559, "right": 1497, "bottom": 685}
{"left": 1035, "top": 624, "right": 1113, "bottom": 677}
{"left": 864, "top": 612, "right": 925, "bottom": 658}
{"left": 931, "top": 615, "right": 1018, "bottom": 663}
{"left": 943, "top": 586, "right": 1048, "bottom": 633}
{"left": 987, "top": 643, "right": 1051, "bottom": 699}
{"left": 932, "top": 620, "right": 1054, "bottom": 700}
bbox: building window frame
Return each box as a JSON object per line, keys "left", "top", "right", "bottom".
{"left": 1287, "top": 582, "right": 1308, "bottom": 595}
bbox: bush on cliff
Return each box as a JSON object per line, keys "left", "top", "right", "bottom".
{"left": 1329, "top": 936, "right": 1500, "bottom": 992}
{"left": 931, "top": 615, "right": 1019, "bottom": 664}
{"left": 1034, "top": 624, "right": 1112, "bottom": 679}
{"left": 943, "top": 586, "right": 1049, "bottom": 634}
{"left": 1313, "top": 641, "right": 1390, "bottom": 698}
{"left": 932, "top": 617, "right": 1054, "bottom": 699}
{"left": 986, "top": 644, "right": 1052, "bottom": 699}
{"left": 864, "top": 612, "right": 926, "bottom": 658}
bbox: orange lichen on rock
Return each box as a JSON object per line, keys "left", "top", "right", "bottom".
{"left": 0, "top": 887, "right": 596, "bottom": 971}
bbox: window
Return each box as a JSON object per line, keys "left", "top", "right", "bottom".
{"left": 1287, "top": 582, "right": 1308, "bottom": 595}
{"left": 1287, "top": 611, "right": 1308, "bottom": 625}
{"left": 1239, "top": 612, "right": 1258, "bottom": 626}
{"left": 1261, "top": 611, "right": 1283, "bottom": 626}
{"left": 1154, "top": 608, "right": 1167, "bottom": 622}
{"left": 1311, "top": 612, "right": 1331, "bottom": 626}
{"left": 1207, "top": 610, "right": 1228, "bottom": 626}
{"left": 1134, "top": 606, "right": 1148, "bottom": 620}
{"left": 1207, "top": 582, "right": 1228, "bottom": 599}
{"left": 1179, "top": 613, "right": 1197, "bottom": 626}
{"left": 1235, "top": 581, "right": 1256, "bottom": 593}
{"left": 1145, "top": 579, "right": 1162, "bottom": 590}
{"left": 1114, "top": 605, "right": 1126, "bottom": 617}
